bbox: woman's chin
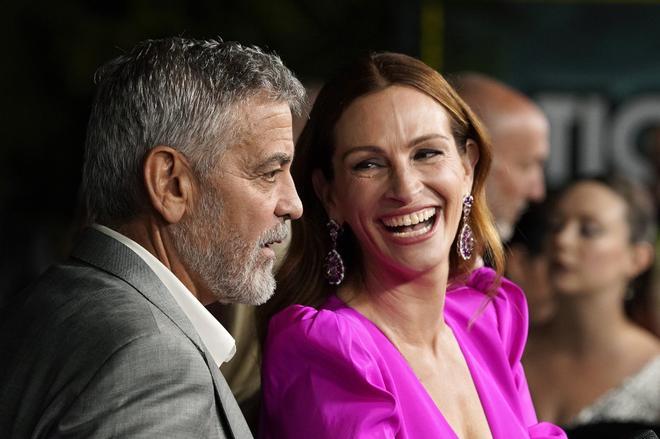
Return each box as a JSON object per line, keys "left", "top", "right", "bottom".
{"left": 377, "top": 252, "right": 449, "bottom": 279}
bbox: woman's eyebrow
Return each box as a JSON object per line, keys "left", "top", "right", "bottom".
{"left": 341, "top": 145, "right": 383, "bottom": 162}
{"left": 341, "top": 134, "right": 451, "bottom": 162}
{"left": 409, "top": 133, "right": 450, "bottom": 146}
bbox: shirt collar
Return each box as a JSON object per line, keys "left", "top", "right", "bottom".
{"left": 92, "top": 224, "right": 236, "bottom": 367}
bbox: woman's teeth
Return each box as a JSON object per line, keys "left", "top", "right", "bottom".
{"left": 382, "top": 207, "right": 436, "bottom": 227}
{"left": 382, "top": 207, "right": 436, "bottom": 237}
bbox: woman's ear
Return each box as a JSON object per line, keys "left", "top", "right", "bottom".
{"left": 312, "top": 169, "right": 342, "bottom": 222}
{"left": 143, "top": 146, "right": 194, "bottom": 224}
{"left": 627, "top": 241, "right": 655, "bottom": 278}
{"left": 462, "top": 139, "right": 480, "bottom": 190}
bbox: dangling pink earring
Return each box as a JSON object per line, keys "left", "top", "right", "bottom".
{"left": 457, "top": 195, "right": 475, "bottom": 261}
{"left": 324, "top": 219, "right": 345, "bottom": 285}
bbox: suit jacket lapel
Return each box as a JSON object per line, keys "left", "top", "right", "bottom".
{"left": 202, "top": 346, "right": 253, "bottom": 439}
{"left": 71, "top": 228, "right": 202, "bottom": 348}
{"left": 71, "top": 228, "right": 252, "bottom": 438}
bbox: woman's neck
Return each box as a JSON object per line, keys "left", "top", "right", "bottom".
{"left": 547, "top": 288, "right": 630, "bottom": 356}
{"left": 338, "top": 262, "right": 450, "bottom": 350}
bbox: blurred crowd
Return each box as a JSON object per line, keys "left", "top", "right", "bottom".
{"left": 455, "top": 73, "right": 660, "bottom": 432}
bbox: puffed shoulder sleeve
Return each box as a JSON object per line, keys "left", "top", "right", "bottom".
{"left": 260, "top": 305, "right": 400, "bottom": 439}
{"left": 480, "top": 270, "right": 567, "bottom": 439}
{"left": 489, "top": 274, "right": 529, "bottom": 369}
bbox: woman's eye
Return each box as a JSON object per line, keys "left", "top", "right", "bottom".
{"left": 580, "top": 222, "right": 602, "bottom": 238}
{"left": 353, "top": 160, "right": 383, "bottom": 171}
{"left": 414, "top": 149, "right": 443, "bottom": 160}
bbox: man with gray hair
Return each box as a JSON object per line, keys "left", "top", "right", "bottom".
{"left": 0, "top": 37, "right": 305, "bottom": 438}
{"left": 453, "top": 73, "right": 549, "bottom": 242}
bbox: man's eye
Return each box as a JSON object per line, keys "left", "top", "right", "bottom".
{"left": 414, "top": 149, "right": 442, "bottom": 160}
{"left": 262, "top": 170, "right": 281, "bottom": 182}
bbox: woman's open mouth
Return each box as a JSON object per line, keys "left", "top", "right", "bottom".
{"left": 380, "top": 207, "right": 437, "bottom": 238}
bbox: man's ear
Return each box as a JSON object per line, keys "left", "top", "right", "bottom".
{"left": 312, "top": 169, "right": 342, "bottom": 222}
{"left": 143, "top": 146, "right": 195, "bottom": 224}
{"left": 462, "top": 138, "right": 480, "bottom": 190}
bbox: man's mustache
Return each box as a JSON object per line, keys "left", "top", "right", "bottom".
{"left": 259, "top": 222, "right": 289, "bottom": 247}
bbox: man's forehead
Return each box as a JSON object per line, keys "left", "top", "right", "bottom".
{"left": 230, "top": 95, "right": 292, "bottom": 132}
{"left": 225, "top": 137, "right": 294, "bottom": 168}
{"left": 223, "top": 106, "right": 294, "bottom": 167}
{"left": 492, "top": 109, "right": 548, "bottom": 134}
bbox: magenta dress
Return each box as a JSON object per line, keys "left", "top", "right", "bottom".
{"left": 261, "top": 267, "right": 566, "bottom": 438}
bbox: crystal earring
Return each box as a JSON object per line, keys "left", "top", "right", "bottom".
{"left": 324, "top": 219, "right": 345, "bottom": 285}
{"left": 457, "top": 195, "right": 475, "bottom": 261}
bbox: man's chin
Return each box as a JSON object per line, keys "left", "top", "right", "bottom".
{"left": 496, "top": 221, "right": 514, "bottom": 242}
{"left": 249, "top": 269, "right": 277, "bottom": 305}
{"left": 213, "top": 270, "right": 276, "bottom": 306}
{"left": 247, "top": 288, "right": 276, "bottom": 306}
{"left": 213, "top": 291, "right": 274, "bottom": 306}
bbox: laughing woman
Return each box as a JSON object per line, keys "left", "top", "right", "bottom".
{"left": 257, "top": 53, "right": 566, "bottom": 439}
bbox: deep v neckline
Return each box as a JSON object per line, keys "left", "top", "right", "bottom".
{"left": 326, "top": 294, "right": 494, "bottom": 439}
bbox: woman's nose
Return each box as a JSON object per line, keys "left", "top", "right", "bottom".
{"left": 550, "top": 222, "right": 573, "bottom": 251}
{"left": 386, "top": 164, "right": 422, "bottom": 203}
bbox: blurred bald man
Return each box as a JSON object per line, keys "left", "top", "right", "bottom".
{"left": 453, "top": 73, "right": 549, "bottom": 241}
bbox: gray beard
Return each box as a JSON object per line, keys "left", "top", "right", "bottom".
{"left": 170, "top": 188, "right": 284, "bottom": 306}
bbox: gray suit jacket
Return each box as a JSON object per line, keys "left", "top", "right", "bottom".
{"left": 0, "top": 228, "right": 253, "bottom": 438}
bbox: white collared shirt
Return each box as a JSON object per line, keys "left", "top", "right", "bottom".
{"left": 93, "top": 224, "right": 236, "bottom": 367}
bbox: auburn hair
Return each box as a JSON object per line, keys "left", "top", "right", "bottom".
{"left": 257, "top": 52, "right": 504, "bottom": 342}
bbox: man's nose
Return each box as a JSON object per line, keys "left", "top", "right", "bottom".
{"left": 527, "top": 170, "right": 546, "bottom": 202}
{"left": 276, "top": 172, "right": 303, "bottom": 220}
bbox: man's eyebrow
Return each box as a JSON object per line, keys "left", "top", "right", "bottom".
{"left": 256, "top": 152, "right": 292, "bottom": 170}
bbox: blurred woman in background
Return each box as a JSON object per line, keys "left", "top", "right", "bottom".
{"left": 524, "top": 175, "right": 660, "bottom": 430}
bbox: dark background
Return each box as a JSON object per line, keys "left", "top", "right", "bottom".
{"left": 3, "top": 1, "right": 660, "bottom": 306}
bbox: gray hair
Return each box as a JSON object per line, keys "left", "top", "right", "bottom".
{"left": 82, "top": 37, "right": 306, "bottom": 225}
